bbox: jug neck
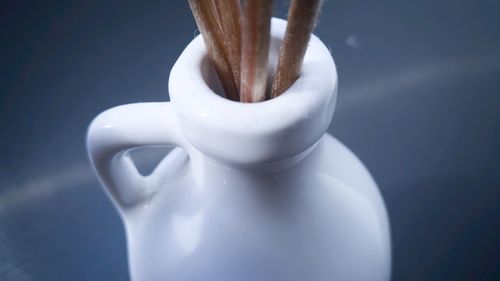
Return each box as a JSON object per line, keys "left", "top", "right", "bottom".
{"left": 185, "top": 140, "right": 318, "bottom": 189}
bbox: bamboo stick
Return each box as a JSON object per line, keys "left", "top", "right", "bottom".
{"left": 271, "top": 0, "right": 323, "bottom": 98}
{"left": 212, "top": 0, "right": 242, "bottom": 92}
{"left": 188, "top": 0, "right": 239, "bottom": 101}
{"left": 240, "top": 0, "right": 273, "bottom": 103}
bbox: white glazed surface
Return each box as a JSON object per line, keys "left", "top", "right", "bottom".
{"left": 87, "top": 18, "right": 391, "bottom": 281}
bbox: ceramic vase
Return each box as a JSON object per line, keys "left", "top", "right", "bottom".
{"left": 87, "top": 18, "right": 391, "bottom": 281}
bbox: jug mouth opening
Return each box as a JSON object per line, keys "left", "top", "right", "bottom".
{"left": 200, "top": 55, "right": 273, "bottom": 104}
{"left": 200, "top": 25, "right": 284, "bottom": 103}
{"left": 168, "top": 18, "right": 338, "bottom": 165}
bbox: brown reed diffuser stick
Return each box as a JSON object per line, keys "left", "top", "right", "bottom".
{"left": 188, "top": 0, "right": 239, "bottom": 101}
{"left": 240, "top": 0, "right": 273, "bottom": 103}
{"left": 271, "top": 0, "right": 323, "bottom": 98}
{"left": 213, "top": 0, "right": 242, "bottom": 91}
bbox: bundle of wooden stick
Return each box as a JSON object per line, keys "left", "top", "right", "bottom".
{"left": 188, "top": 0, "right": 323, "bottom": 103}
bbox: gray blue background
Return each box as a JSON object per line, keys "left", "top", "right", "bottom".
{"left": 1, "top": 0, "right": 499, "bottom": 280}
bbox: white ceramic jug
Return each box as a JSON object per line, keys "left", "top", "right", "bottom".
{"left": 87, "top": 18, "right": 391, "bottom": 281}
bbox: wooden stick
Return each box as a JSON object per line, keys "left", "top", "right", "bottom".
{"left": 271, "top": 0, "right": 323, "bottom": 98}
{"left": 240, "top": 0, "right": 273, "bottom": 103}
{"left": 213, "top": 0, "right": 242, "bottom": 92}
{"left": 188, "top": 0, "right": 239, "bottom": 101}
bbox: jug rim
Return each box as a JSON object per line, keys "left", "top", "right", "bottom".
{"left": 168, "top": 18, "right": 338, "bottom": 166}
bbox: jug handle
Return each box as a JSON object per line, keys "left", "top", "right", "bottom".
{"left": 86, "top": 102, "right": 188, "bottom": 210}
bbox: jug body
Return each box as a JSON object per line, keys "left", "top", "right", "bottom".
{"left": 123, "top": 135, "right": 390, "bottom": 281}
